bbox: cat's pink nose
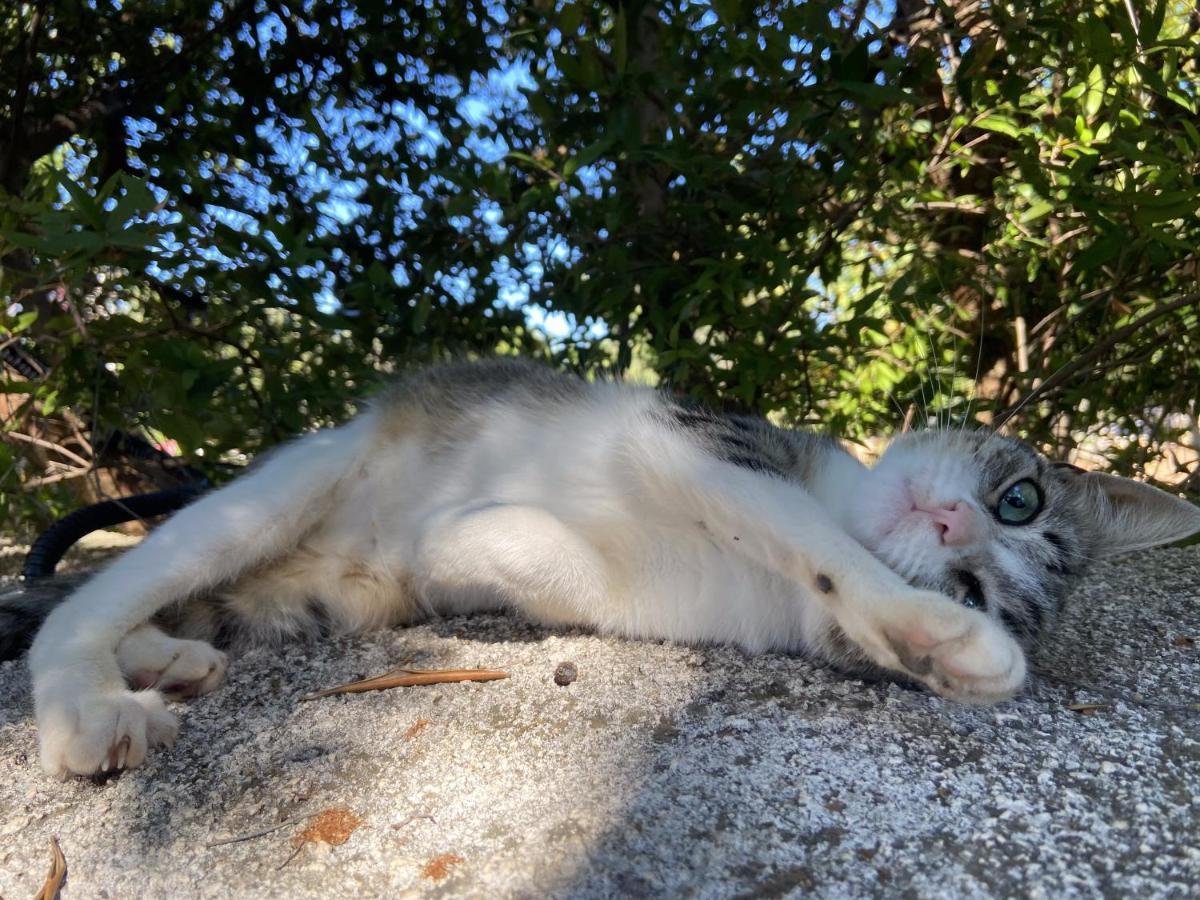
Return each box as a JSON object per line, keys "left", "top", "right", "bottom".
{"left": 926, "top": 501, "right": 976, "bottom": 546}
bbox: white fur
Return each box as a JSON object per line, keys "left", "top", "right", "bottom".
{"left": 30, "top": 379, "right": 1026, "bottom": 777}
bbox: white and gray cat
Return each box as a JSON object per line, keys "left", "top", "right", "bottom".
{"left": 19, "top": 358, "right": 1200, "bottom": 777}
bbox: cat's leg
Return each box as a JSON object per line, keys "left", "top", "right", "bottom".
{"left": 412, "top": 503, "right": 607, "bottom": 625}
{"left": 116, "top": 624, "right": 227, "bottom": 699}
{"left": 30, "top": 416, "right": 376, "bottom": 776}
{"left": 623, "top": 442, "right": 1026, "bottom": 702}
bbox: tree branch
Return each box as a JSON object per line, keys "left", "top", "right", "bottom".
{"left": 995, "top": 292, "right": 1200, "bottom": 426}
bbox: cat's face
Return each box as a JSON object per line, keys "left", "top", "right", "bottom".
{"left": 857, "top": 430, "right": 1200, "bottom": 645}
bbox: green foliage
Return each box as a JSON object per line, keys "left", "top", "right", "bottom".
{"left": 1, "top": 0, "right": 1198, "bottom": 532}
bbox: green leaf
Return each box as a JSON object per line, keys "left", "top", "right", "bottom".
{"left": 1181, "top": 119, "right": 1200, "bottom": 151}
{"left": 1084, "top": 18, "right": 1114, "bottom": 67}
{"left": 5, "top": 311, "right": 39, "bottom": 335}
{"left": 1019, "top": 200, "right": 1054, "bottom": 224}
{"left": 1142, "top": 0, "right": 1166, "bottom": 43}
{"left": 1084, "top": 64, "right": 1105, "bottom": 119}
{"left": 976, "top": 114, "right": 1023, "bottom": 138}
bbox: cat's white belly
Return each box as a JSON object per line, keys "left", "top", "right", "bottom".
{"left": 578, "top": 524, "right": 818, "bottom": 652}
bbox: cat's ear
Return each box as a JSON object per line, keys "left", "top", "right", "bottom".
{"left": 1078, "top": 471, "right": 1200, "bottom": 554}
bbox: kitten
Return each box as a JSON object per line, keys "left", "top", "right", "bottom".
{"left": 17, "top": 358, "right": 1200, "bottom": 778}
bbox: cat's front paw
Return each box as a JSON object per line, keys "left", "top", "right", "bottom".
{"left": 37, "top": 688, "right": 178, "bottom": 777}
{"left": 881, "top": 592, "right": 1026, "bottom": 703}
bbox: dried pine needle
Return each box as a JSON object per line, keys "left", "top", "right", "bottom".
{"left": 301, "top": 667, "right": 508, "bottom": 701}
{"left": 34, "top": 835, "right": 66, "bottom": 900}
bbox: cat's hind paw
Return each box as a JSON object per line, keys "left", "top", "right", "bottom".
{"left": 117, "top": 626, "right": 227, "bottom": 699}
{"left": 882, "top": 594, "right": 1026, "bottom": 703}
{"left": 38, "top": 689, "right": 178, "bottom": 777}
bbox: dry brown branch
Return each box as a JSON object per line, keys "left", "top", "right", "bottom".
{"left": 300, "top": 667, "right": 508, "bottom": 701}
{"left": 21, "top": 468, "right": 92, "bottom": 489}
{"left": 33, "top": 835, "right": 66, "bottom": 900}
{"left": 2, "top": 430, "right": 92, "bottom": 469}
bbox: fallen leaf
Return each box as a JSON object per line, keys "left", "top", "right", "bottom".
{"left": 301, "top": 667, "right": 508, "bottom": 701}
{"left": 292, "top": 806, "right": 362, "bottom": 848}
{"left": 34, "top": 835, "right": 66, "bottom": 900}
{"left": 1172, "top": 635, "right": 1195, "bottom": 648}
{"left": 421, "top": 853, "right": 465, "bottom": 881}
{"left": 1065, "top": 703, "right": 1109, "bottom": 715}
{"left": 403, "top": 719, "right": 431, "bottom": 740}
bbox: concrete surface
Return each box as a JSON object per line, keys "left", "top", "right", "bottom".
{"left": 0, "top": 542, "right": 1198, "bottom": 898}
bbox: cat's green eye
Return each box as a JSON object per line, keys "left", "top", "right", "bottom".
{"left": 996, "top": 479, "right": 1042, "bottom": 525}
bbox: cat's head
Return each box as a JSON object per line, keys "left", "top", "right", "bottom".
{"left": 856, "top": 430, "right": 1200, "bottom": 645}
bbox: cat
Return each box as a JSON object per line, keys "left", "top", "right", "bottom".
{"left": 18, "top": 357, "right": 1200, "bottom": 778}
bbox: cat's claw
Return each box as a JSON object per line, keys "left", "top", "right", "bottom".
{"left": 38, "top": 689, "right": 178, "bottom": 777}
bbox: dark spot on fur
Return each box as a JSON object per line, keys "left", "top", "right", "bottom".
{"left": 815, "top": 573, "right": 835, "bottom": 594}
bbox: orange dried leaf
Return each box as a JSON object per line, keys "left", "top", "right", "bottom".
{"left": 1172, "top": 635, "right": 1195, "bottom": 648}
{"left": 291, "top": 806, "right": 362, "bottom": 848}
{"left": 34, "top": 835, "right": 66, "bottom": 900}
{"left": 421, "top": 853, "right": 464, "bottom": 881}
{"left": 301, "top": 667, "right": 508, "bottom": 701}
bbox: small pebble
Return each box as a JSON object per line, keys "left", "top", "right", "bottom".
{"left": 553, "top": 662, "right": 578, "bottom": 686}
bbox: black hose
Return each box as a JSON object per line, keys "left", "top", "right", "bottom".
{"left": 21, "top": 481, "right": 209, "bottom": 580}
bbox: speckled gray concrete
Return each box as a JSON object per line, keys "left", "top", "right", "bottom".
{"left": 1, "top": 546, "right": 1198, "bottom": 899}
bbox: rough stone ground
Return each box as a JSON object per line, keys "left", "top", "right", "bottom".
{"left": 0, "top": 540, "right": 1197, "bottom": 899}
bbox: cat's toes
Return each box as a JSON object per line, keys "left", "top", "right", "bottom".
{"left": 38, "top": 690, "right": 178, "bottom": 777}
{"left": 118, "top": 628, "right": 227, "bottom": 699}
{"left": 885, "top": 596, "right": 1026, "bottom": 703}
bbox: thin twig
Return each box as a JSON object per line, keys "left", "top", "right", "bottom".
{"left": 206, "top": 813, "right": 321, "bottom": 848}
{"left": 276, "top": 844, "right": 305, "bottom": 870}
{"left": 2, "top": 430, "right": 92, "bottom": 468}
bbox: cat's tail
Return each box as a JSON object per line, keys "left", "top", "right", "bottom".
{"left": 0, "top": 573, "right": 90, "bottom": 661}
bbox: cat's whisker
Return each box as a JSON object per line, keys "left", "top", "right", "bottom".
{"left": 922, "top": 327, "right": 942, "bottom": 431}
{"left": 962, "top": 295, "right": 987, "bottom": 434}
{"left": 948, "top": 308, "right": 960, "bottom": 431}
